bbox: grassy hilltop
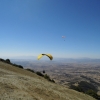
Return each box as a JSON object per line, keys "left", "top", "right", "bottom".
{"left": 0, "top": 60, "right": 96, "bottom": 100}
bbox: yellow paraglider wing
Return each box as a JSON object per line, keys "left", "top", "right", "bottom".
{"left": 37, "top": 54, "right": 53, "bottom": 60}
{"left": 46, "top": 54, "right": 53, "bottom": 60}
{"left": 37, "top": 54, "right": 44, "bottom": 60}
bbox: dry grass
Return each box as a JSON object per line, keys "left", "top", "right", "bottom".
{"left": 0, "top": 61, "right": 96, "bottom": 100}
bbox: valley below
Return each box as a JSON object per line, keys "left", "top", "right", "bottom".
{"left": 12, "top": 60, "right": 100, "bottom": 95}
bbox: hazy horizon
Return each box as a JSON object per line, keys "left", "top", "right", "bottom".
{"left": 1, "top": 55, "right": 100, "bottom": 60}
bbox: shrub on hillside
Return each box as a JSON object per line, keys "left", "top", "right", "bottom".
{"left": 70, "top": 85, "right": 84, "bottom": 92}
{"left": 36, "top": 71, "right": 44, "bottom": 77}
{"left": 69, "top": 81, "right": 99, "bottom": 99}
{"left": 86, "top": 89, "right": 98, "bottom": 99}
{"left": 78, "top": 81, "right": 97, "bottom": 92}
{"left": 26, "top": 68, "right": 34, "bottom": 73}
{"left": 0, "top": 58, "right": 10, "bottom": 63}
{"left": 44, "top": 74, "right": 55, "bottom": 83}
{"left": 5, "top": 59, "right": 10, "bottom": 63}
{"left": 51, "top": 79, "right": 55, "bottom": 83}
{"left": 0, "top": 58, "right": 5, "bottom": 62}
{"left": 13, "top": 64, "right": 23, "bottom": 69}
{"left": 17, "top": 65, "right": 23, "bottom": 69}
{"left": 44, "top": 74, "right": 50, "bottom": 80}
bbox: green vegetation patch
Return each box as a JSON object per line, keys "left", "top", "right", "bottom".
{"left": 70, "top": 81, "right": 99, "bottom": 99}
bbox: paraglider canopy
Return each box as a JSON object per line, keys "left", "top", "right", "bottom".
{"left": 37, "top": 54, "right": 53, "bottom": 60}
{"left": 62, "top": 36, "right": 66, "bottom": 41}
{"left": 62, "top": 36, "right": 66, "bottom": 38}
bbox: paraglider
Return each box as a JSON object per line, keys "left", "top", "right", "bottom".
{"left": 37, "top": 54, "right": 53, "bottom": 60}
{"left": 62, "top": 36, "right": 66, "bottom": 38}
{"left": 62, "top": 36, "right": 66, "bottom": 41}
{"left": 43, "top": 70, "right": 45, "bottom": 73}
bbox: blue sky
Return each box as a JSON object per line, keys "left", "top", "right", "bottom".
{"left": 0, "top": 0, "right": 100, "bottom": 59}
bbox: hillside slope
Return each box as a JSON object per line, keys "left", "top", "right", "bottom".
{"left": 0, "top": 61, "right": 96, "bottom": 100}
